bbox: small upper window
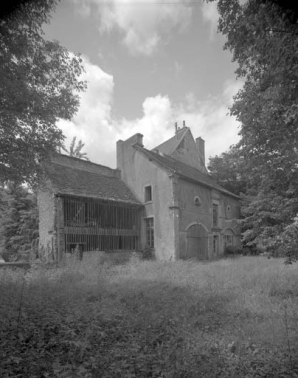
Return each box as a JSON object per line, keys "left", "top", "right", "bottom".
{"left": 212, "top": 203, "right": 219, "bottom": 228}
{"left": 144, "top": 185, "right": 152, "bottom": 202}
{"left": 226, "top": 205, "right": 232, "bottom": 219}
{"left": 194, "top": 196, "right": 201, "bottom": 206}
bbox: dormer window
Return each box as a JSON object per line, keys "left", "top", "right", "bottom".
{"left": 144, "top": 185, "right": 152, "bottom": 203}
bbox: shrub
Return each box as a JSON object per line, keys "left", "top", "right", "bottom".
{"left": 223, "top": 245, "right": 242, "bottom": 256}
{"left": 242, "top": 244, "right": 263, "bottom": 256}
{"left": 142, "top": 247, "right": 155, "bottom": 260}
{"left": 74, "top": 244, "right": 83, "bottom": 261}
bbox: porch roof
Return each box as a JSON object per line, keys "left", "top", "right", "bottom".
{"left": 44, "top": 161, "right": 141, "bottom": 205}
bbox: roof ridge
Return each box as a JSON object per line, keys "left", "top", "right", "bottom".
{"left": 50, "top": 161, "right": 118, "bottom": 177}
{"left": 44, "top": 160, "right": 141, "bottom": 204}
{"left": 52, "top": 153, "right": 117, "bottom": 172}
{"left": 135, "top": 145, "right": 240, "bottom": 199}
{"left": 153, "top": 126, "right": 189, "bottom": 156}
{"left": 168, "top": 127, "right": 189, "bottom": 156}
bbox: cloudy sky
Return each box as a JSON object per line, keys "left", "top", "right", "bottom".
{"left": 43, "top": 0, "right": 243, "bottom": 168}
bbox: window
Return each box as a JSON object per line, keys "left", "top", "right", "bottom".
{"left": 213, "top": 235, "right": 219, "bottom": 254}
{"left": 194, "top": 196, "right": 201, "bottom": 206}
{"left": 224, "top": 229, "right": 235, "bottom": 247}
{"left": 224, "top": 234, "right": 234, "bottom": 247}
{"left": 144, "top": 185, "right": 152, "bottom": 202}
{"left": 145, "top": 217, "right": 154, "bottom": 248}
{"left": 212, "top": 203, "right": 219, "bottom": 228}
{"left": 226, "top": 205, "right": 231, "bottom": 219}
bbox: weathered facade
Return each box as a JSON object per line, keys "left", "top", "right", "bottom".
{"left": 117, "top": 126, "right": 241, "bottom": 260}
{"left": 39, "top": 126, "right": 240, "bottom": 260}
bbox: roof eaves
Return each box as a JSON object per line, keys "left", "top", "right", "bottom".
{"left": 134, "top": 144, "right": 175, "bottom": 173}
{"left": 135, "top": 145, "right": 240, "bottom": 200}
{"left": 55, "top": 191, "right": 143, "bottom": 205}
{"left": 177, "top": 173, "right": 240, "bottom": 200}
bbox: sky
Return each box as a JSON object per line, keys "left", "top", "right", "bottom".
{"left": 43, "top": 0, "right": 244, "bottom": 168}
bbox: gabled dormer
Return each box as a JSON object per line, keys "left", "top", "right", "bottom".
{"left": 153, "top": 122, "right": 207, "bottom": 173}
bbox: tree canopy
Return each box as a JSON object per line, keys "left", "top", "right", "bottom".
{"left": 0, "top": 0, "right": 86, "bottom": 186}
{"left": 207, "top": 0, "right": 298, "bottom": 261}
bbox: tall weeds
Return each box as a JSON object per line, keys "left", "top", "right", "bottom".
{"left": 1, "top": 255, "right": 298, "bottom": 377}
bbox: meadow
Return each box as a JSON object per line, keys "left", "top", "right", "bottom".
{"left": 1, "top": 254, "right": 298, "bottom": 377}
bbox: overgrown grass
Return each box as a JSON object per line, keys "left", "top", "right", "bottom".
{"left": 1, "top": 254, "right": 298, "bottom": 377}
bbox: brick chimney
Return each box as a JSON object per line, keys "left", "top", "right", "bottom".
{"left": 196, "top": 137, "right": 205, "bottom": 167}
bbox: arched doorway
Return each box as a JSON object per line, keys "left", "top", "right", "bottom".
{"left": 186, "top": 223, "right": 208, "bottom": 260}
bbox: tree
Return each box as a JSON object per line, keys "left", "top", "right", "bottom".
{"left": 214, "top": 0, "right": 298, "bottom": 170}
{"left": 0, "top": 0, "right": 33, "bottom": 20}
{"left": 0, "top": 183, "right": 39, "bottom": 261}
{"left": 0, "top": 0, "right": 86, "bottom": 186}
{"left": 208, "top": 146, "right": 248, "bottom": 196}
{"left": 61, "top": 137, "right": 89, "bottom": 160}
{"left": 206, "top": 0, "right": 298, "bottom": 260}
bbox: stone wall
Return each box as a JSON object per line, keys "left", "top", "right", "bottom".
{"left": 37, "top": 190, "right": 57, "bottom": 259}
{"left": 177, "top": 178, "right": 241, "bottom": 259}
{"left": 117, "top": 134, "right": 178, "bottom": 260}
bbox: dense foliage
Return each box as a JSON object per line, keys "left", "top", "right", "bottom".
{"left": 0, "top": 0, "right": 86, "bottom": 186}
{"left": 208, "top": 146, "right": 248, "bottom": 196}
{"left": 0, "top": 184, "right": 38, "bottom": 261}
{"left": 207, "top": 0, "right": 298, "bottom": 261}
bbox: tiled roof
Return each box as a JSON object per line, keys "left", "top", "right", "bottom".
{"left": 44, "top": 161, "right": 141, "bottom": 205}
{"left": 135, "top": 146, "right": 239, "bottom": 199}
{"left": 153, "top": 127, "right": 189, "bottom": 155}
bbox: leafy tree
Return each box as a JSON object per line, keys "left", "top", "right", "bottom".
{"left": 206, "top": 0, "right": 298, "bottom": 260}
{"left": 213, "top": 0, "right": 298, "bottom": 172}
{"left": 208, "top": 146, "right": 248, "bottom": 196}
{"left": 61, "top": 137, "right": 89, "bottom": 160}
{"left": 0, "top": 0, "right": 86, "bottom": 186}
{"left": 0, "top": 183, "right": 39, "bottom": 261}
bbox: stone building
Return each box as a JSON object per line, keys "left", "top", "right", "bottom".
{"left": 38, "top": 125, "right": 241, "bottom": 260}
{"left": 38, "top": 154, "right": 142, "bottom": 260}
{"left": 117, "top": 125, "right": 241, "bottom": 260}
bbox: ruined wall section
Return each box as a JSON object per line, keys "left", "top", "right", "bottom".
{"left": 37, "top": 188, "right": 57, "bottom": 259}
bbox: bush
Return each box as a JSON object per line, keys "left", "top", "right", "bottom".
{"left": 242, "top": 245, "right": 263, "bottom": 256}
{"left": 224, "top": 245, "right": 242, "bottom": 256}
{"left": 142, "top": 247, "right": 155, "bottom": 260}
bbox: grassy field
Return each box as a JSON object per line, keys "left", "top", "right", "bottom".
{"left": 1, "top": 254, "right": 298, "bottom": 377}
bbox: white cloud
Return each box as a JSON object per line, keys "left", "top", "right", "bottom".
{"left": 115, "top": 95, "right": 174, "bottom": 147}
{"left": 58, "top": 58, "right": 243, "bottom": 168}
{"left": 201, "top": 0, "right": 219, "bottom": 40}
{"left": 75, "top": 0, "right": 192, "bottom": 55}
{"left": 175, "top": 79, "right": 244, "bottom": 162}
{"left": 57, "top": 56, "right": 116, "bottom": 165}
